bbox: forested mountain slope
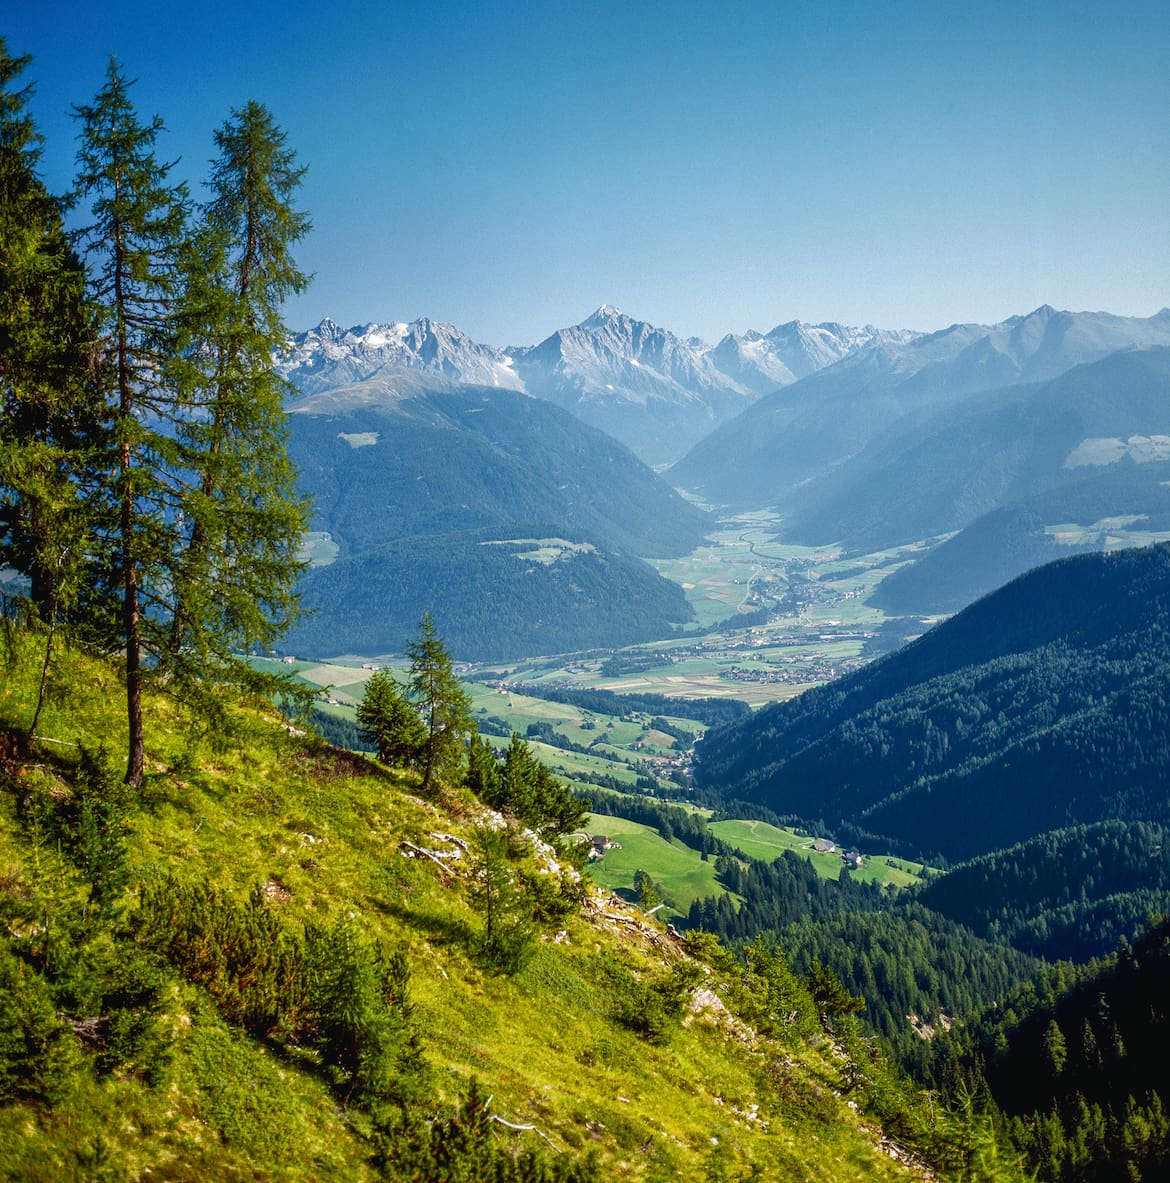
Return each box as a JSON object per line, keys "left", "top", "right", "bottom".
{"left": 871, "top": 457, "right": 1170, "bottom": 616}
{"left": 916, "top": 820, "right": 1170, "bottom": 962}
{"left": 281, "top": 383, "right": 709, "bottom": 659}
{"left": 695, "top": 544, "right": 1170, "bottom": 860}
{"left": 924, "top": 916, "right": 1170, "bottom": 1183}
{"left": 289, "top": 529, "right": 695, "bottom": 661}
{"left": 287, "top": 383, "right": 710, "bottom": 559}
{"left": 781, "top": 346, "right": 1170, "bottom": 554}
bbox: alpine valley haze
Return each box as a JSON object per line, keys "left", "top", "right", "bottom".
{"left": 3, "top": 6, "right": 1170, "bottom": 1181}
{"left": 278, "top": 303, "right": 1170, "bottom": 663}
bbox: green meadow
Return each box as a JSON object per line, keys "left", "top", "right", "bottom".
{"left": 583, "top": 814, "right": 728, "bottom": 917}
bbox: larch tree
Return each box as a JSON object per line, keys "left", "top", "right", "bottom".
{"left": 406, "top": 613, "right": 474, "bottom": 792}
{"left": 71, "top": 58, "right": 190, "bottom": 788}
{"left": 71, "top": 62, "right": 311, "bottom": 787}
{"left": 168, "top": 100, "right": 311, "bottom": 686}
{"left": 0, "top": 41, "right": 104, "bottom": 745}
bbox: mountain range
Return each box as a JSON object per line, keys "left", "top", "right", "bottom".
{"left": 276, "top": 302, "right": 1170, "bottom": 655}
{"left": 785, "top": 345, "right": 1170, "bottom": 551}
{"left": 670, "top": 304, "right": 1170, "bottom": 505}
{"left": 669, "top": 305, "right": 1170, "bottom": 616}
{"left": 277, "top": 306, "right": 912, "bottom": 466}
{"left": 280, "top": 382, "right": 709, "bottom": 661}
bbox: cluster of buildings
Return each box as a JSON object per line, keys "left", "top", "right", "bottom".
{"left": 811, "top": 839, "right": 864, "bottom": 869}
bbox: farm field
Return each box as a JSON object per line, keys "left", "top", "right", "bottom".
{"left": 709, "top": 819, "right": 927, "bottom": 887}
{"left": 1045, "top": 517, "right": 1170, "bottom": 550}
{"left": 582, "top": 809, "right": 929, "bottom": 923}
{"left": 296, "top": 529, "right": 339, "bottom": 567}
{"left": 278, "top": 511, "right": 1170, "bottom": 719}
{"left": 274, "top": 511, "right": 937, "bottom": 712}
{"left": 475, "top": 516, "right": 937, "bottom": 705}
{"left": 583, "top": 813, "right": 729, "bottom": 918}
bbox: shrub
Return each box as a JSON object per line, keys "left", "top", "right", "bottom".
{"left": 595, "top": 954, "right": 700, "bottom": 1045}
{"left": 0, "top": 937, "right": 78, "bottom": 1104}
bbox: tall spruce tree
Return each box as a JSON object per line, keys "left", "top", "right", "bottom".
{"left": 71, "top": 59, "right": 190, "bottom": 788}
{"left": 168, "top": 101, "right": 310, "bottom": 677}
{"left": 406, "top": 613, "right": 473, "bottom": 792}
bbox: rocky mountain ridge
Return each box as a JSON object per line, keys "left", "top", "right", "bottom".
{"left": 277, "top": 305, "right": 913, "bottom": 464}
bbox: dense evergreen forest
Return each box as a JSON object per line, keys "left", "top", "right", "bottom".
{"left": 669, "top": 814, "right": 1170, "bottom": 1178}
{"left": 695, "top": 543, "right": 1170, "bottom": 860}
{"left": 923, "top": 918, "right": 1170, "bottom": 1183}
{"left": 289, "top": 528, "right": 695, "bottom": 661}
{"left": 776, "top": 907, "right": 1045, "bottom": 1067}
{"left": 678, "top": 850, "right": 1042, "bottom": 1062}
{"left": 872, "top": 457, "right": 1170, "bottom": 615}
{"left": 917, "top": 821, "right": 1170, "bottom": 962}
{"left": 287, "top": 390, "right": 711, "bottom": 561}
{"left": 281, "top": 386, "right": 714, "bottom": 660}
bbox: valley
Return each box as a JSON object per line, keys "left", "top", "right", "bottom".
{"left": 4, "top": 12, "right": 1168, "bottom": 1177}
{"left": 281, "top": 495, "right": 1170, "bottom": 790}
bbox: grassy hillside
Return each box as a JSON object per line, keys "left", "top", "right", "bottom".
{"left": 583, "top": 813, "right": 727, "bottom": 916}
{"left": 707, "top": 820, "right": 925, "bottom": 888}
{"left": 0, "top": 629, "right": 987, "bottom": 1182}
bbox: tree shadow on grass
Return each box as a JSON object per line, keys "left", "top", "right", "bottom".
{"left": 373, "top": 896, "right": 476, "bottom": 950}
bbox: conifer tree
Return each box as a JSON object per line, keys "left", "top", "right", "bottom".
{"left": 0, "top": 53, "right": 95, "bottom": 595}
{"left": 168, "top": 101, "right": 310, "bottom": 678}
{"left": 356, "top": 669, "right": 426, "bottom": 767}
{"left": 471, "top": 825, "right": 535, "bottom": 974}
{"left": 406, "top": 613, "right": 473, "bottom": 792}
{"left": 465, "top": 733, "right": 500, "bottom": 800}
{"left": 0, "top": 42, "right": 104, "bottom": 747}
{"left": 71, "top": 59, "right": 189, "bottom": 788}
{"left": 70, "top": 64, "right": 311, "bottom": 787}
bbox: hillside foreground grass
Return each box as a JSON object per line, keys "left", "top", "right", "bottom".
{"left": 0, "top": 628, "right": 1013, "bottom": 1181}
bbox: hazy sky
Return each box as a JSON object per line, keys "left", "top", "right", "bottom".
{"left": 8, "top": 1, "right": 1169, "bottom": 344}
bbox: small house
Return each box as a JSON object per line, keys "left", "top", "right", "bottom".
{"left": 588, "top": 835, "right": 621, "bottom": 860}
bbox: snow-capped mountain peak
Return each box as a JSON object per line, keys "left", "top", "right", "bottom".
{"left": 279, "top": 307, "right": 921, "bottom": 465}
{"left": 585, "top": 303, "right": 624, "bottom": 324}
{"left": 277, "top": 316, "right": 521, "bottom": 396}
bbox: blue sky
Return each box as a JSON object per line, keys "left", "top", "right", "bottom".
{"left": 7, "top": 1, "right": 1169, "bottom": 344}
